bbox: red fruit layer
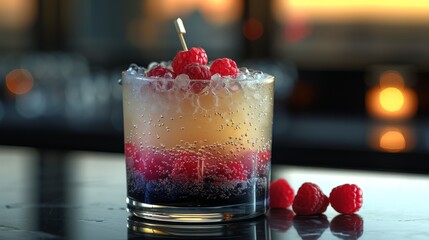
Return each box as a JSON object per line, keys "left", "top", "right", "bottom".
{"left": 125, "top": 143, "right": 173, "bottom": 180}
{"left": 125, "top": 143, "right": 270, "bottom": 182}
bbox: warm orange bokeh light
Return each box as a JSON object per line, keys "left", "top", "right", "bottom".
{"left": 366, "top": 87, "right": 417, "bottom": 120}
{"left": 5, "top": 69, "right": 34, "bottom": 95}
{"left": 379, "top": 130, "right": 406, "bottom": 152}
{"left": 0, "top": 0, "right": 37, "bottom": 29}
{"left": 366, "top": 70, "right": 417, "bottom": 120}
{"left": 243, "top": 18, "right": 264, "bottom": 41}
{"left": 273, "top": 0, "right": 429, "bottom": 24}
{"left": 284, "top": 18, "right": 312, "bottom": 42}
{"left": 369, "top": 126, "right": 415, "bottom": 153}
{"left": 379, "top": 87, "right": 404, "bottom": 112}
{"left": 199, "top": 0, "right": 243, "bottom": 26}
{"left": 132, "top": 0, "right": 243, "bottom": 48}
{"left": 144, "top": 0, "right": 242, "bottom": 25}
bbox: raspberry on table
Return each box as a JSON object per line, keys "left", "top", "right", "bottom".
{"left": 269, "top": 178, "right": 294, "bottom": 208}
{"left": 329, "top": 184, "right": 363, "bottom": 214}
{"left": 172, "top": 47, "right": 208, "bottom": 75}
{"left": 182, "top": 63, "right": 211, "bottom": 93}
{"left": 292, "top": 182, "right": 329, "bottom": 215}
{"left": 210, "top": 58, "right": 239, "bottom": 77}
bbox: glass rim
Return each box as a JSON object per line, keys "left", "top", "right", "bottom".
{"left": 121, "top": 71, "right": 274, "bottom": 83}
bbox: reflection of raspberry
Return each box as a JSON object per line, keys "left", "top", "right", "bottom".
{"left": 330, "top": 214, "right": 364, "bottom": 240}
{"left": 183, "top": 63, "right": 211, "bottom": 93}
{"left": 293, "top": 214, "right": 330, "bottom": 239}
{"left": 268, "top": 208, "right": 295, "bottom": 232}
{"left": 172, "top": 47, "right": 208, "bottom": 75}
{"left": 329, "top": 184, "right": 363, "bottom": 214}
{"left": 269, "top": 178, "right": 294, "bottom": 208}
{"left": 210, "top": 58, "right": 239, "bottom": 77}
{"left": 147, "top": 65, "right": 175, "bottom": 78}
{"left": 292, "top": 182, "right": 329, "bottom": 215}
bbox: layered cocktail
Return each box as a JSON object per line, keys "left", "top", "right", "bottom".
{"left": 121, "top": 31, "right": 274, "bottom": 222}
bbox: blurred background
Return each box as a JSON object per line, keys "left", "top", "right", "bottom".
{"left": 1, "top": 0, "right": 429, "bottom": 173}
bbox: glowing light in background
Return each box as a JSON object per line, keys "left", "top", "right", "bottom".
{"left": 130, "top": 0, "right": 243, "bottom": 48}
{"left": 5, "top": 69, "right": 34, "bottom": 95}
{"left": 366, "top": 70, "right": 417, "bottom": 120}
{"left": 369, "top": 126, "right": 414, "bottom": 153}
{"left": 199, "top": 0, "right": 243, "bottom": 26}
{"left": 243, "top": 18, "right": 264, "bottom": 41}
{"left": 0, "top": 0, "right": 37, "bottom": 29}
{"left": 379, "top": 130, "right": 406, "bottom": 152}
{"left": 379, "top": 87, "right": 404, "bottom": 112}
{"left": 273, "top": 0, "right": 429, "bottom": 24}
{"left": 284, "top": 18, "right": 312, "bottom": 43}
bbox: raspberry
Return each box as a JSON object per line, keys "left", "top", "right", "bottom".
{"left": 172, "top": 47, "right": 208, "bottom": 75}
{"left": 183, "top": 63, "right": 211, "bottom": 80}
{"left": 183, "top": 63, "right": 211, "bottom": 93}
{"left": 210, "top": 58, "right": 239, "bottom": 77}
{"left": 292, "top": 182, "right": 329, "bottom": 215}
{"left": 269, "top": 178, "right": 294, "bottom": 208}
{"left": 147, "top": 65, "right": 175, "bottom": 78}
{"left": 268, "top": 208, "right": 295, "bottom": 232}
{"left": 330, "top": 214, "right": 364, "bottom": 240}
{"left": 329, "top": 184, "right": 363, "bottom": 214}
{"left": 147, "top": 65, "right": 175, "bottom": 90}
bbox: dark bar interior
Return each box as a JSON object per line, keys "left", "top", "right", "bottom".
{"left": 2, "top": 0, "right": 429, "bottom": 239}
{"left": 2, "top": 0, "right": 429, "bottom": 172}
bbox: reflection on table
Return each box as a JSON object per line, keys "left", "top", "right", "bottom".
{"left": 1, "top": 146, "right": 429, "bottom": 240}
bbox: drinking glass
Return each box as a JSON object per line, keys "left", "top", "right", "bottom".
{"left": 121, "top": 66, "right": 274, "bottom": 222}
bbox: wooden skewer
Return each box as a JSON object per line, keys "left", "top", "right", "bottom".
{"left": 174, "top": 18, "right": 188, "bottom": 51}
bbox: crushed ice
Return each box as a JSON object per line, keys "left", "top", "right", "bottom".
{"left": 123, "top": 63, "right": 268, "bottom": 96}
{"left": 175, "top": 74, "right": 191, "bottom": 89}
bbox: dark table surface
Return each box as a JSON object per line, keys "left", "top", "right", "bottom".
{"left": 1, "top": 146, "right": 429, "bottom": 240}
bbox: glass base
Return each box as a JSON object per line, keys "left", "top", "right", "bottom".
{"left": 127, "top": 197, "right": 267, "bottom": 223}
{"left": 127, "top": 215, "right": 269, "bottom": 239}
